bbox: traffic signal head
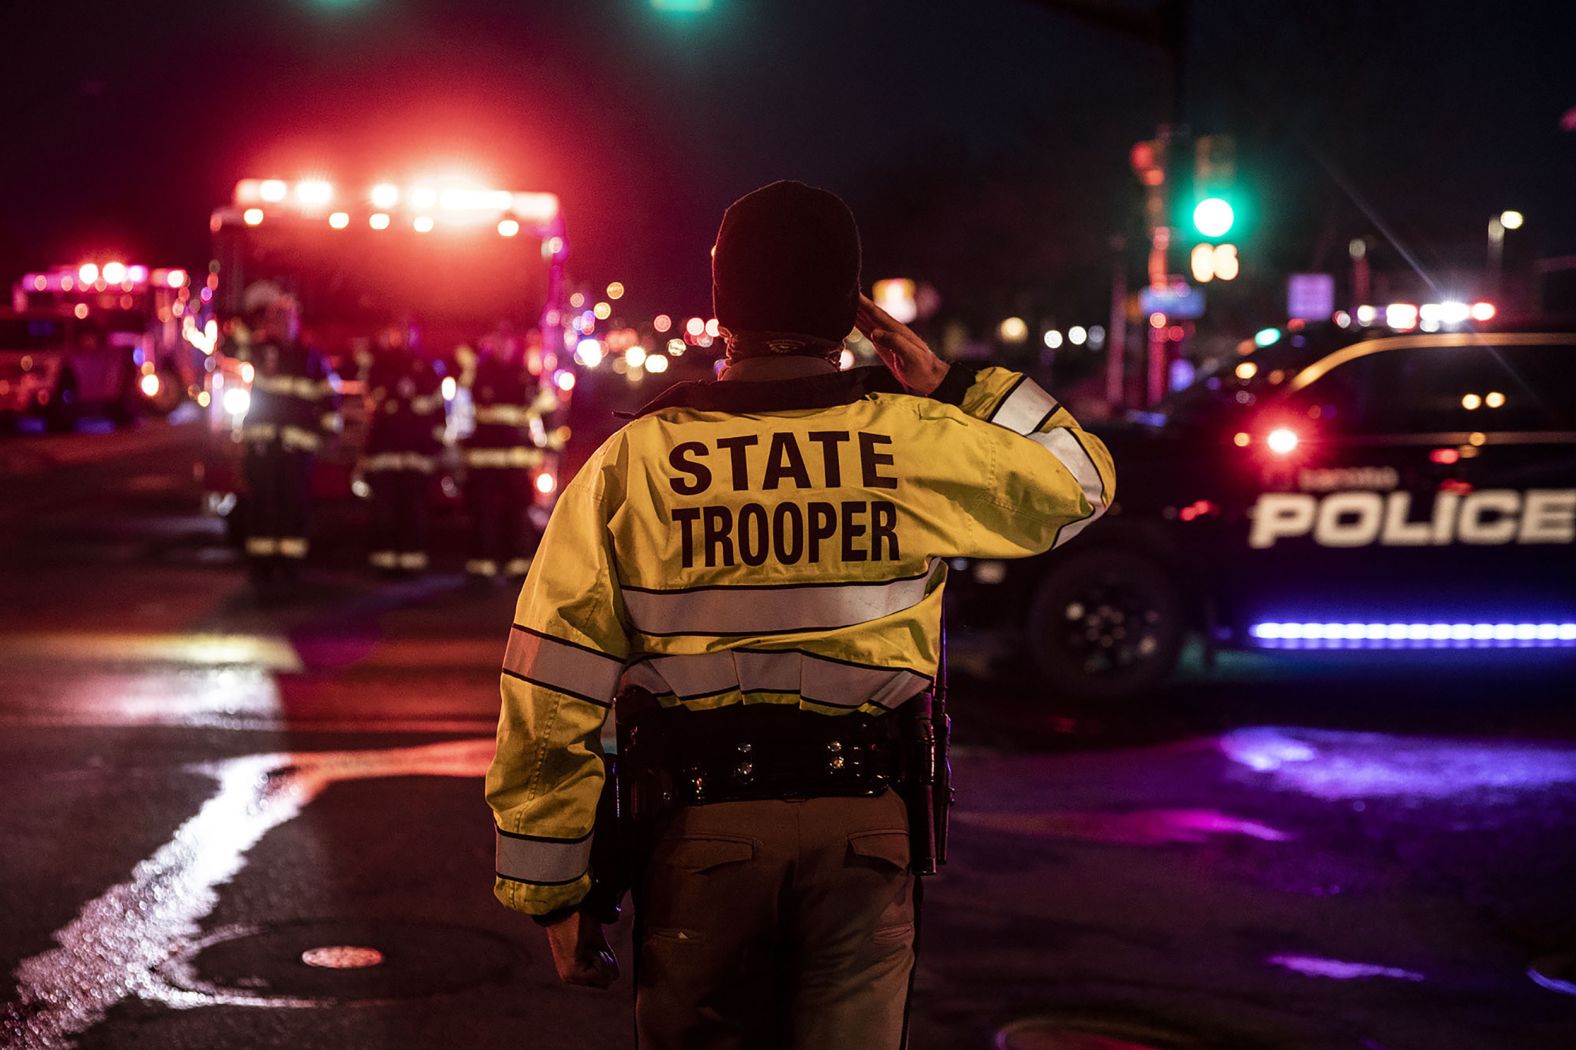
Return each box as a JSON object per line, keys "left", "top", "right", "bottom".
{"left": 1192, "top": 197, "right": 1235, "bottom": 239}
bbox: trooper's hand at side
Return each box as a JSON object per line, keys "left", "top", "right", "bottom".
{"left": 544, "top": 911, "right": 619, "bottom": 989}
{"left": 856, "top": 294, "right": 950, "bottom": 396}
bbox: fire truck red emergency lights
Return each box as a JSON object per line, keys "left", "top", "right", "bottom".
{"left": 4, "top": 262, "right": 200, "bottom": 428}
{"left": 198, "top": 174, "right": 571, "bottom": 533}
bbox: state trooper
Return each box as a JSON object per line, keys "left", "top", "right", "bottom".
{"left": 363, "top": 321, "right": 446, "bottom": 575}
{"left": 462, "top": 326, "right": 556, "bottom": 580}
{"left": 485, "top": 181, "right": 1116, "bottom": 1048}
{"left": 234, "top": 282, "right": 338, "bottom": 584}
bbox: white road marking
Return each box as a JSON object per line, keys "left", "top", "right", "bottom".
{"left": 0, "top": 738, "right": 494, "bottom": 1049}
{"left": 0, "top": 633, "right": 305, "bottom": 672}
{"left": 0, "top": 666, "right": 498, "bottom": 734}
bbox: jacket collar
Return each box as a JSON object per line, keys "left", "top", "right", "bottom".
{"left": 632, "top": 366, "right": 905, "bottom": 417}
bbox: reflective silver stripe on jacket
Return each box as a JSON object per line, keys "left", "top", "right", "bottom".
{"left": 363, "top": 452, "right": 436, "bottom": 472}
{"left": 620, "top": 648, "right": 930, "bottom": 710}
{"left": 475, "top": 404, "right": 533, "bottom": 426}
{"left": 252, "top": 374, "right": 329, "bottom": 400}
{"left": 1033, "top": 428, "right": 1108, "bottom": 546}
{"left": 622, "top": 562, "right": 940, "bottom": 637}
{"left": 239, "top": 421, "right": 320, "bottom": 451}
{"left": 502, "top": 626, "right": 622, "bottom": 707}
{"left": 280, "top": 425, "right": 322, "bottom": 452}
{"left": 989, "top": 377, "right": 1059, "bottom": 436}
{"left": 496, "top": 827, "right": 592, "bottom": 886}
{"left": 465, "top": 446, "right": 544, "bottom": 468}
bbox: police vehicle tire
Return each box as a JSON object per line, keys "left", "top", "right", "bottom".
{"left": 1026, "top": 548, "right": 1184, "bottom": 704}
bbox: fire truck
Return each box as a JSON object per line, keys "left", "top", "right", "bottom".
{"left": 948, "top": 309, "right": 1576, "bottom": 702}
{"left": 198, "top": 175, "right": 571, "bottom": 533}
{"left": 6, "top": 262, "right": 199, "bottom": 425}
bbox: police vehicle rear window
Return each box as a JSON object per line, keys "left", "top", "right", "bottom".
{"left": 1298, "top": 339, "right": 1576, "bottom": 433}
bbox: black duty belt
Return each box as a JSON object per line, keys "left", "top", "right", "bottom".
{"left": 620, "top": 698, "right": 908, "bottom": 807}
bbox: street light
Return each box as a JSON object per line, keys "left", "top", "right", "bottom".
{"left": 1488, "top": 209, "right": 1524, "bottom": 294}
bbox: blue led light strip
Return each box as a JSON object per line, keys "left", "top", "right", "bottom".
{"left": 1250, "top": 622, "right": 1576, "bottom": 648}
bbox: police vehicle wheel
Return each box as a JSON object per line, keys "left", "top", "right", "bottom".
{"left": 1026, "top": 549, "right": 1183, "bottom": 703}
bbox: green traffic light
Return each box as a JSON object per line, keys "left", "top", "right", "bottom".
{"left": 651, "top": 0, "right": 715, "bottom": 11}
{"left": 1193, "top": 197, "right": 1235, "bottom": 239}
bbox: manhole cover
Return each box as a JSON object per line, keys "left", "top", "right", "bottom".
{"left": 997, "top": 1016, "right": 1206, "bottom": 1050}
{"left": 1529, "top": 954, "right": 1576, "bottom": 998}
{"left": 159, "top": 919, "right": 523, "bottom": 1005}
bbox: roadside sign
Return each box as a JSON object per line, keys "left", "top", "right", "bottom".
{"left": 1138, "top": 281, "right": 1206, "bottom": 320}
{"left": 1288, "top": 273, "right": 1335, "bottom": 320}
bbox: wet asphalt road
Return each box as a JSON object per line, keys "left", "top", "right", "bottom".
{"left": 2, "top": 418, "right": 1575, "bottom": 1050}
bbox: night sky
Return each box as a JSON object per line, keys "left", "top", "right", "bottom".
{"left": 4, "top": 0, "right": 1572, "bottom": 323}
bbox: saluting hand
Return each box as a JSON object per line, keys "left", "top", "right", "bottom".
{"left": 545, "top": 911, "right": 620, "bottom": 989}
{"left": 856, "top": 294, "right": 950, "bottom": 396}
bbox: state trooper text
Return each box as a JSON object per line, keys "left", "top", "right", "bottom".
{"left": 667, "top": 431, "right": 901, "bottom": 568}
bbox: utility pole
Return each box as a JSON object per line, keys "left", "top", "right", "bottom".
{"left": 1106, "top": 235, "right": 1127, "bottom": 409}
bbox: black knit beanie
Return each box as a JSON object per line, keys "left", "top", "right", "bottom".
{"left": 712, "top": 181, "right": 862, "bottom": 351}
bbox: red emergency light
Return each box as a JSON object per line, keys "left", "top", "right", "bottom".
{"left": 231, "top": 177, "right": 560, "bottom": 232}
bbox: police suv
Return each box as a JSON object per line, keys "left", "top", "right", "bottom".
{"left": 950, "top": 319, "right": 1576, "bottom": 701}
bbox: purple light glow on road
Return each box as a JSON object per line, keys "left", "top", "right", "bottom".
{"left": 1269, "top": 954, "right": 1426, "bottom": 982}
{"left": 957, "top": 808, "right": 1292, "bottom": 845}
{"left": 1220, "top": 727, "right": 1576, "bottom": 800}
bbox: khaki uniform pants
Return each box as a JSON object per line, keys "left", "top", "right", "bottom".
{"left": 635, "top": 789, "right": 917, "bottom": 1050}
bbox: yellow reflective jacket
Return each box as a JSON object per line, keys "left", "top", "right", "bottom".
{"left": 486, "top": 363, "right": 1115, "bottom": 914}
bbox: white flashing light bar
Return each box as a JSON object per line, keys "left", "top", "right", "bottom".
{"left": 233, "top": 179, "right": 559, "bottom": 225}
{"left": 1348, "top": 301, "right": 1495, "bottom": 331}
{"left": 21, "top": 265, "right": 187, "bottom": 294}
{"left": 1251, "top": 622, "right": 1576, "bottom": 648}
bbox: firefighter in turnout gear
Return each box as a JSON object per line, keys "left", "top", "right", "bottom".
{"left": 485, "top": 182, "right": 1115, "bottom": 1048}
{"left": 235, "top": 282, "right": 338, "bottom": 583}
{"left": 462, "top": 327, "right": 556, "bottom": 579}
{"left": 363, "top": 323, "right": 446, "bottom": 574}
